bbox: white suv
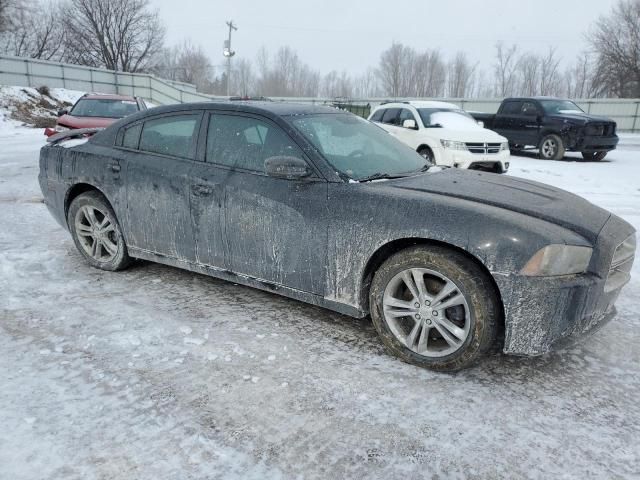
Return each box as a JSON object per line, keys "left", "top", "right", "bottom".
{"left": 368, "top": 101, "right": 510, "bottom": 173}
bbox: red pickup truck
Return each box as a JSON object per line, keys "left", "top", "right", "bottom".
{"left": 44, "top": 93, "right": 147, "bottom": 137}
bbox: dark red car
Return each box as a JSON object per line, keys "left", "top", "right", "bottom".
{"left": 44, "top": 93, "right": 147, "bottom": 137}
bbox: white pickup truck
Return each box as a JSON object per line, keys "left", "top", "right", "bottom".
{"left": 368, "top": 101, "right": 510, "bottom": 173}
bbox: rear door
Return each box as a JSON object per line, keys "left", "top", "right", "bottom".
{"left": 203, "top": 112, "right": 328, "bottom": 294}
{"left": 123, "top": 112, "right": 202, "bottom": 260}
{"left": 493, "top": 101, "right": 522, "bottom": 141}
{"left": 517, "top": 101, "right": 542, "bottom": 146}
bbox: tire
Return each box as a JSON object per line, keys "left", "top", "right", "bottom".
{"left": 539, "top": 134, "right": 565, "bottom": 160}
{"left": 67, "top": 191, "right": 131, "bottom": 271}
{"left": 369, "top": 245, "right": 501, "bottom": 372}
{"left": 417, "top": 146, "right": 435, "bottom": 166}
{"left": 581, "top": 151, "right": 607, "bottom": 161}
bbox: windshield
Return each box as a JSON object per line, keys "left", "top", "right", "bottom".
{"left": 539, "top": 100, "right": 584, "bottom": 115}
{"left": 291, "top": 114, "right": 428, "bottom": 181}
{"left": 417, "top": 108, "right": 477, "bottom": 128}
{"left": 70, "top": 98, "right": 139, "bottom": 118}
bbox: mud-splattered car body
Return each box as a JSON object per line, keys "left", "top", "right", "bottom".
{"left": 38, "top": 102, "right": 636, "bottom": 356}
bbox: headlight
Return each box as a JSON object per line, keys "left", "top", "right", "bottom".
{"left": 440, "top": 139, "right": 467, "bottom": 151}
{"left": 54, "top": 125, "right": 70, "bottom": 132}
{"left": 520, "top": 245, "right": 593, "bottom": 276}
{"left": 500, "top": 142, "right": 509, "bottom": 151}
{"left": 611, "top": 234, "right": 636, "bottom": 267}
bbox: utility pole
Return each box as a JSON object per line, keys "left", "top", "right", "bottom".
{"left": 223, "top": 20, "right": 237, "bottom": 97}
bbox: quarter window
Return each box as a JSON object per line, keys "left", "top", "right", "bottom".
{"left": 206, "top": 114, "right": 306, "bottom": 173}
{"left": 122, "top": 123, "right": 142, "bottom": 149}
{"left": 138, "top": 114, "right": 198, "bottom": 158}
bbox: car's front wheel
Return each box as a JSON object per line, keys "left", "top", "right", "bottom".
{"left": 417, "top": 146, "right": 435, "bottom": 166}
{"left": 369, "top": 246, "right": 501, "bottom": 371}
{"left": 581, "top": 151, "right": 608, "bottom": 161}
{"left": 68, "top": 191, "right": 131, "bottom": 271}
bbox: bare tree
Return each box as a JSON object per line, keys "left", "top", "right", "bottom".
{"left": 590, "top": 0, "right": 640, "bottom": 97}
{"left": 538, "top": 47, "right": 561, "bottom": 96}
{"left": 447, "top": 52, "right": 477, "bottom": 97}
{"left": 234, "top": 58, "right": 254, "bottom": 97}
{"left": 564, "top": 53, "right": 596, "bottom": 98}
{"left": 515, "top": 53, "right": 540, "bottom": 96}
{"left": 61, "top": 0, "right": 165, "bottom": 72}
{"left": 377, "top": 42, "right": 406, "bottom": 97}
{"left": 494, "top": 42, "right": 518, "bottom": 96}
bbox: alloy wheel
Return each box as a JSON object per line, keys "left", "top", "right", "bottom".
{"left": 74, "top": 205, "right": 119, "bottom": 262}
{"left": 541, "top": 138, "right": 557, "bottom": 158}
{"left": 382, "top": 268, "right": 471, "bottom": 357}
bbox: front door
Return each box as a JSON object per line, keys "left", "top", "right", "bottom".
{"left": 124, "top": 112, "right": 202, "bottom": 261}
{"left": 202, "top": 112, "right": 328, "bottom": 295}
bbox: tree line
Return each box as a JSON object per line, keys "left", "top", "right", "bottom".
{"left": 1, "top": 0, "right": 640, "bottom": 98}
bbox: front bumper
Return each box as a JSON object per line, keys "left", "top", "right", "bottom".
{"left": 495, "top": 215, "right": 635, "bottom": 356}
{"left": 574, "top": 135, "right": 619, "bottom": 152}
{"left": 437, "top": 148, "right": 510, "bottom": 173}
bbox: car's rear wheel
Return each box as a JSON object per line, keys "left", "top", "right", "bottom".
{"left": 539, "top": 134, "right": 565, "bottom": 160}
{"left": 581, "top": 151, "right": 607, "bottom": 161}
{"left": 68, "top": 191, "right": 131, "bottom": 271}
{"left": 369, "top": 246, "right": 501, "bottom": 371}
{"left": 417, "top": 146, "right": 435, "bottom": 165}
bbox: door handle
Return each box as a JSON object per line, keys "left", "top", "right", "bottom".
{"left": 107, "top": 163, "right": 121, "bottom": 173}
{"left": 192, "top": 184, "right": 213, "bottom": 196}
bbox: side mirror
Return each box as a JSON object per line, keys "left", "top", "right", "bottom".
{"left": 402, "top": 119, "right": 417, "bottom": 130}
{"left": 477, "top": 120, "right": 484, "bottom": 128}
{"left": 264, "top": 156, "right": 312, "bottom": 179}
{"left": 57, "top": 108, "right": 68, "bottom": 117}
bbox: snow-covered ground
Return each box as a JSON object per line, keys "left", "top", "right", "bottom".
{"left": 0, "top": 124, "right": 639, "bottom": 480}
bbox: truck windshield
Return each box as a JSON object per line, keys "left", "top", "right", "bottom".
{"left": 291, "top": 113, "right": 428, "bottom": 181}
{"left": 70, "top": 99, "right": 139, "bottom": 118}
{"left": 539, "top": 100, "right": 584, "bottom": 115}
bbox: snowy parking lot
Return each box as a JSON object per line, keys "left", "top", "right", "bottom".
{"left": 1, "top": 125, "right": 639, "bottom": 479}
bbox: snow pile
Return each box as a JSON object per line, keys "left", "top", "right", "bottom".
{"left": 0, "top": 86, "right": 84, "bottom": 130}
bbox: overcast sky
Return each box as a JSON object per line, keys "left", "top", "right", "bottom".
{"left": 149, "top": 0, "right": 618, "bottom": 75}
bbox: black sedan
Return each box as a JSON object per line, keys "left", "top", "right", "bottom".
{"left": 38, "top": 102, "right": 636, "bottom": 371}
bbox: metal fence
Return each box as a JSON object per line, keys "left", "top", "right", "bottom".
{"left": 0, "top": 54, "right": 219, "bottom": 105}
{"left": 3, "top": 55, "right": 640, "bottom": 131}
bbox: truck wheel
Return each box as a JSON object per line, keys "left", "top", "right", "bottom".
{"left": 369, "top": 245, "right": 501, "bottom": 371}
{"left": 67, "top": 191, "right": 132, "bottom": 271}
{"left": 539, "top": 134, "right": 565, "bottom": 160}
{"left": 581, "top": 151, "right": 607, "bottom": 161}
{"left": 417, "top": 146, "right": 435, "bottom": 165}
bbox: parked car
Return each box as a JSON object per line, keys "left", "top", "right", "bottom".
{"left": 368, "top": 101, "right": 510, "bottom": 173}
{"left": 472, "top": 97, "right": 619, "bottom": 161}
{"left": 39, "top": 102, "right": 636, "bottom": 371}
{"left": 44, "top": 93, "right": 147, "bottom": 137}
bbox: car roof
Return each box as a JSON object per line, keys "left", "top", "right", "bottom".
{"left": 138, "top": 101, "right": 340, "bottom": 117}
{"left": 82, "top": 93, "right": 137, "bottom": 101}
{"left": 376, "top": 101, "right": 461, "bottom": 110}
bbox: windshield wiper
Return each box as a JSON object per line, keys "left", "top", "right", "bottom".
{"left": 357, "top": 172, "right": 410, "bottom": 182}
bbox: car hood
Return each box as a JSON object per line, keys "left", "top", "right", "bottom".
{"left": 58, "top": 115, "right": 119, "bottom": 129}
{"left": 438, "top": 128, "right": 506, "bottom": 143}
{"left": 546, "top": 112, "right": 615, "bottom": 125}
{"left": 384, "top": 169, "right": 610, "bottom": 242}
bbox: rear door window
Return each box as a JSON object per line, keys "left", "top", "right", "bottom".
{"left": 501, "top": 101, "right": 523, "bottom": 115}
{"left": 138, "top": 114, "right": 199, "bottom": 158}
{"left": 370, "top": 109, "right": 384, "bottom": 122}
{"left": 521, "top": 102, "right": 540, "bottom": 116}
